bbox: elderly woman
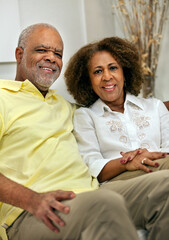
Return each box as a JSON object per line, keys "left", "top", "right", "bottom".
{"left": 65, "top": 37, "right": 169, "bottom": 182}
{"left": 65, "top": 37, "right": 169, "bottom": 239}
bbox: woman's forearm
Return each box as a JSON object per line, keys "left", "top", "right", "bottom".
{"left": 98, "top": 158, "right": 126, "bottom": 183}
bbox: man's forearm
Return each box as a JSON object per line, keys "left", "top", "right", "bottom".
{"left": 0, "top": 173, "right": 77, "bottom": 232}
{"left": 0, "top": 173, "right": 38, "bottom": 213}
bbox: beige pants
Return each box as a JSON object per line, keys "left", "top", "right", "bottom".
{"left": 6, "top": 189, "right": 139, "bottom": 240}
{"left": 100, "top": 156, "right": 169, "bottom": 240}
{"left": 7, "top": 157, "right": 169, "bottom": 240}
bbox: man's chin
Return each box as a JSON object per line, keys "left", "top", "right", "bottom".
{"left": 38, "top": 84, "right": 51, "bottom": 92}
{"left": 36, "top": 79, "right": 56, "bottom": 91}
{"left": 32, "top": 82, "right": 50, "bottom": 92}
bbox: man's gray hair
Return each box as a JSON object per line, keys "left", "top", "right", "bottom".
{"left": 18, "top": 23, "right": 58, "bottom": 49}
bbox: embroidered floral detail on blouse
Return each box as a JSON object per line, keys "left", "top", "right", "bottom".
{"left": 132, "top": 113, "right": 150, "bottom": 129}
{"left": 119, "top": 135, "right": 127, "bottom": 143}
{"left": 140, "top": 143, "right": 150, "bottom": 149}
{"left": 138, "top": 133, "right": 146, "bottom": 140}
{"left": 106, "top": 120, "right": 128, "bottom": 144}
{"left": 106, "top": 120, "right": 124, "bottom": 132}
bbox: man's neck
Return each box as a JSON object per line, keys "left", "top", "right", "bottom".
{"left": 15, "top": 78, "right": 48, "bottom": 97}
{"left": 40, "top": 90, "right": 48, "bottom": 97}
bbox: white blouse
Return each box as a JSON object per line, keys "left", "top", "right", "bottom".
{"left": 73, "top": 94, "right": 169, "bottom": 177}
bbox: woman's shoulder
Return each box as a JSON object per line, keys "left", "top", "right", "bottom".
{"left": 74, "top": 106, "right": 94, "bottom": 121}
{"left": 131, "top": 94, "right": 166, "bottom": 114}
{"left": 129, "top": 94, "right": 162, "bottom": 105}
{"left": 139, "top": 95, "right": 163, "bottom": 106}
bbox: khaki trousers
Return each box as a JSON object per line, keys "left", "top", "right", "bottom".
{"left": 6, "top": 189, "right": 139, "bottom": 240}
{"left": 101, "top": 156, "right": 169, "bottom": 240}
{"left": 7, "top": 157, "right": 169, "bottom": 240}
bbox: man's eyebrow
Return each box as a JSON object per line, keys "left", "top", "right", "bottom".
{"left": 35, "top": 44, "right": 63, "bottom": 53}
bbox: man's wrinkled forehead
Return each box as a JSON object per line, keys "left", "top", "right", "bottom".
{"left": 26, "top": 26, "right": 63, "bottom": 50}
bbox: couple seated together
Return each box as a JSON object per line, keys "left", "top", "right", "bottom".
{"left": 0, "top": 23, "right": 169, "bottom": 240}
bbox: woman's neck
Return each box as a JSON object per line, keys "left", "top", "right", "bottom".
{"left": 104, "top": 93, "right": 126, "bottom": 113}
{"left": 108, "top": 102, "right": 124, "bottom": 113}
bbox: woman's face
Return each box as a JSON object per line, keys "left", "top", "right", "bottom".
{"left": 89, "top": 50, "right": 125, "bottom": 108}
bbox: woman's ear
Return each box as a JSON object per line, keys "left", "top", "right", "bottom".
{"left": 15, "top": 47, "right": 24, "bottom": 64}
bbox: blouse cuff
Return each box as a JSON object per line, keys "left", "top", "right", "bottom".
{"left": 89, "top": 158, "right": 113, "bottom": 178}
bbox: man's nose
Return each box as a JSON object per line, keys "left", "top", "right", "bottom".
{"left": 44, "top": 51, "right": 56, "bottom": 63}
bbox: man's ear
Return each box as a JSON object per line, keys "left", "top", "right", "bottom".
{"left": 15, "top": 47, "right": 24, "bottom": 64}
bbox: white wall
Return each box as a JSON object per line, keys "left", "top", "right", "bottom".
{"left": 0, "top": 0, "right": 169, "bottom": 101}
{"left": 84, "top": 0, "right": 114, "bottom": 42}
{"left": 0, "top": 0, "right": 21, "bottom": 62}
{"left": 0, "top": 0, "right": 87, "bottom": 102}
{"left": 155, "top": 20, "right": 169, "bottom": 101}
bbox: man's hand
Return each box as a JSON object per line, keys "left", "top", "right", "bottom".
{"left": 29, "top": 190, "right": 76, "bottom": 233}
{"left": 0, "top": 173, "right": 76, "bottom": 233}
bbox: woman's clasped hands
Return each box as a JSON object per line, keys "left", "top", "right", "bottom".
{"left": 120, "top": 148, "right": 168, "bottom": 173}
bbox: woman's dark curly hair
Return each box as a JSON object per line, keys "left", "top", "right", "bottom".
{"left": 64, "top": 37, "right": 144, "bottom": 107}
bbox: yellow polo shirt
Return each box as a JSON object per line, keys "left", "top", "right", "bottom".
{"left": 0, "top": 79, "right": 99, "bottom": 233}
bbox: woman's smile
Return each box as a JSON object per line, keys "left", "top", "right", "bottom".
{"left": 89, "top": 50, "right": 125, "bottom": 110}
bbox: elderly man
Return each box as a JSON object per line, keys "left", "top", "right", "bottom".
{"left": 0, "top": 23, "right": 139, "bottom": 240}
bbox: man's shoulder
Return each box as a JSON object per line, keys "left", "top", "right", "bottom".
{"left": 53, "top": 92, "right": 77, "bottom": 110}
{"left": 0, "top": 79, "right": 22, "bottom": 92}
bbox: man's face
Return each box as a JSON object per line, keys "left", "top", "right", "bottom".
{"left": 17, "top": 27, "right": 63, "bottom": 92}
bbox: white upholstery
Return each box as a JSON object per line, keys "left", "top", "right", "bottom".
{"left": 137, "top": 229, "right": 147, "bottom": 240}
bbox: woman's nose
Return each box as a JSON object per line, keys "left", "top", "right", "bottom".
{"left": 102, "top": 70, "right": 112, "bottom": 81}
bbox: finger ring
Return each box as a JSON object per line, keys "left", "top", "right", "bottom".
{"left": 141, "top": 158, "right": 146, "bottom": 165}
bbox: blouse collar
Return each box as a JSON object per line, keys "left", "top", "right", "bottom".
{"left": 90, "top": 93, "right": 144, "bottom": 116}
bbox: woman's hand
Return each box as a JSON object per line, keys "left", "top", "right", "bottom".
{"left": 120, "top": 149, "right": 141, "bottom": 164}
{"left": 98, "top": 149, "right": 167, "bottom": 182}
{"left": 122, "top": 148, "right": 167, "bottom": 173}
